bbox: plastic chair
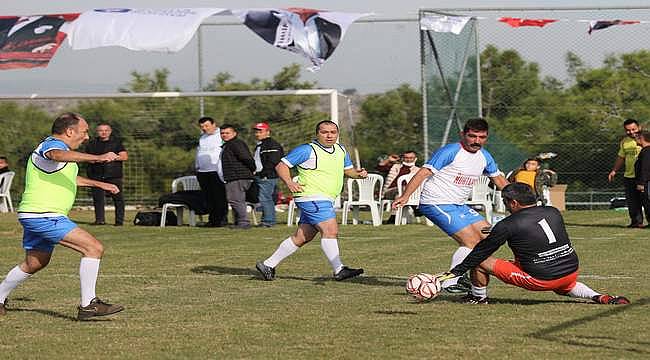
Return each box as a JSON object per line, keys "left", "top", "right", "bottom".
{"left": 160, "top": 175, "right": 202, "bottom": 227}
{"left": 0, "top": 171, "right": 15, "bottom": 213}
{"left": 341, "top": 174, "right": 384, "bottom": 226}
{"left": 393, "top": 173, "right": 431, "bottom": 226}
{"left": 466, "top": 175, "right": 493, "bottom": 222}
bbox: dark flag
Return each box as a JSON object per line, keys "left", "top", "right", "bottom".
{"left": 0, "top": 13, "right": 78, "bottom": 70}
{"left": 588, "top": 20, "right": 640, "bottom": 34}
{"left": 233, "top": 8, "right": 369, "bottom": 71}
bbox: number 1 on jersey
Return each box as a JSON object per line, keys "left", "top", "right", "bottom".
{"left": 537, "top": 218, "right": 557, "bottom": 244}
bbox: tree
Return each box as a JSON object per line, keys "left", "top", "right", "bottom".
{"left": 355, "top": 84, "right": 422, "bottom": 167}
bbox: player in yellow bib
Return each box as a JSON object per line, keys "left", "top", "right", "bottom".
{"left": 256, "top": 121, "right": 368, "bottom": 281}
{"left": 0, "top": 113, "right": 124, "bottom": 320}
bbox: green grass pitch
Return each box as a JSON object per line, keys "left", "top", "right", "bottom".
{"left": 0, "top": 210, "right": 648, "bottom": 359}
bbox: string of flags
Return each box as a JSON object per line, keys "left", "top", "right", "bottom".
{"left": 420, "top": 14, "right": 646, "bottom": 34}
{"left": 0, "top": 7, "right": 369, "bottom": 71}
{"left": 1, "top": 8, "right": 647, "bottom": 71}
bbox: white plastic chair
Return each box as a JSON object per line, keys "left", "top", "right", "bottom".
{"left": 0, "top": 171, "right": 16, "bottom": 213}
{"left": 393, "top": 173, "right": 432, "bottom": 226}
{"left": 341, "top": 174, "right": 384, "bottom": 226}
{"left": 466, "top": 175, "right": 493, "bottom": 222}
{"left": 160, "top": 175, "right": 202, "bottom": 227}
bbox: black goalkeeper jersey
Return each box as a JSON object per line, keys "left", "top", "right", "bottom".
{"left": 451, "top": 206, "right": 579, "bottom": 280}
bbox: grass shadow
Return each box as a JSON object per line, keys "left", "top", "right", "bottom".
{"left": 190, "top": 265, "right": 404, "bottom": 287}
{"left": 10, "top": 307, "right": 78, "bottom": 321}
{"left": 527, "top": 297, "right": 650, "bottom": 354}
{"left": 564, "top": 222, "right": 630, "bottom": 229}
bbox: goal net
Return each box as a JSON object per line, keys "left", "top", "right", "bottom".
{"left": 0, "top": 90, "right": 354, "bottom": 206}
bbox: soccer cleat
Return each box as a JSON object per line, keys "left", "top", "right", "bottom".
{"left": 461, "top": 293, "right": 489, "bottom": 304}
{"left": 334, "top": 266, "right": 364, "bottom": 281}
{"left": 255, "top": 261, "right": 276, "bottom": 281}
{"left": 0, "top": 300, "right": 6, "bottom": 316}
{"left": 77, "top": 297, "right": 124, "bottom": 320}
{"left": 592, "top": 294, "right": 631, "bottom": 305}
{"left": 444, "top": 272, "right": 472, "bottom": 293}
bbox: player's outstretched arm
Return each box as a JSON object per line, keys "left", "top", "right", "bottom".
{"left": 76, "top": 176, "right": 120, "bottom": 194}
{"left": 47, "top": 149, "right": 119, "bottom": 163}
{"left": 392, "top": 167, "right": 432, "bottom": 209}
{"left": 344, "top": 167, "right": 367, "bottom": 179}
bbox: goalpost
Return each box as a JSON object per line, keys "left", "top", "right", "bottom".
{"left": 0, "top": 89, "right": 356, "bottom": 206}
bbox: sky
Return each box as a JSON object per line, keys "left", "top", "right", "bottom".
{"left": 1, "top": 0, "right": 650, "bottom": 95}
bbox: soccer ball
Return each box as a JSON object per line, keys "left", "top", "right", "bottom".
{"left": 405, "top": 273, "right": 441, "bottom": 302}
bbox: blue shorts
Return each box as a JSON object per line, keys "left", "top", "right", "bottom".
{"left": 296, "top": 200, "right": 336, "bottom": 225}
{"left": 418, "top": 204, "right": 484, "bottom": 236}
{"left": 19, "top": 216, "right": 77, "bottom": 253}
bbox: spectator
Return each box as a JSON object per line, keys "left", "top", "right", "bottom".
{"left": 0, "top": 156, "right": 9, "bottom": 188}
{"left": 220, "top": 124, "right": 256, "bottom": 229}
{"left": 375, "top": 153, "right": 400, "bottom": 177}
{"left": 608, "top": 119, "right": 645, "bottom": 228}
{"left": 86, "top": 123, "right": 128, "bottom": 226}
{"left": 507, "top": 158, "right": 557, "bottom": 204}
{"left": 252, "top": 122, "right": 284, "bottom": 227}
{"left": 382, "top": 151, "right": 420, "bottom": 224}
{"left": 634, "top": 131, "right": 650, "bottom": 224}
{"left": 195, "top": 117, "right": 228, "bottom": 227}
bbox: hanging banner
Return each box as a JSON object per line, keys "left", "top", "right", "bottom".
{"left": 0, "top": 14, "right": 79, "bottom": 69}
{"left": 66, "top": 8, "right": 227, "bottom": 52}
{"left": 233, "top": 8, "right": 370, "bottom": 71}
{"left": 420, "top": 15, "right": 472, "bottom": 35}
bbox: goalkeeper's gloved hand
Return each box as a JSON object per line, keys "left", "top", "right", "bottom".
{"left": 435, "top": 271, "right": 456, "bottom": 282}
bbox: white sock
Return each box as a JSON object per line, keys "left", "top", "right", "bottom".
{"left": 320, "top": 238, "right": 343, "bottom": 274}
{"left": 471, "top": 286, "right": 487, "bottom": 299}
{"left": 566, "top": 282, "right": 600, "bottom": 299}
{"left": 0, "top": 266, "right": 32, "bottom": 303}
{"left": 442, "top": 246, "right": 472, "bottom": 288}
{"left": 264, "top": 237, "right": 299, "bottom": 268}
{"left": 80, "top": 257, "right": 101, "bottom": 307}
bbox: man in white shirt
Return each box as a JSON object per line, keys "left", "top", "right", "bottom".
{"left": 195, "top": 117, "right": 227, "bottom": 227}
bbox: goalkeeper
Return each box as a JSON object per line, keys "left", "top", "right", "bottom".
{"left": 438, "top": 182, "right": 630, "bottom": 305}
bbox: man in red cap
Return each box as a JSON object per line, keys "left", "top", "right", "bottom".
{"left": 252, "top": 122, "right": 284, "bottom": 227}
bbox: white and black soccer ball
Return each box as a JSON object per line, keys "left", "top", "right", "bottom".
{"left": 406, "top": 273, "right": 441, "bottom": 302}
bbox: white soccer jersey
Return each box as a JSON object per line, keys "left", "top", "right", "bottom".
{"left": 420, "top": 143, "right": 500, "bottom": 205}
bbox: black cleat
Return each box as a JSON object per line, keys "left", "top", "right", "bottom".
{"left": 255, "top": 261, "right": 276, "bottom": 281}
{"left": 334, "top": 266, "right": 364, "bottom": 281}
{"left": 77, "top": 297, "right": 124, "bottom": 320}
{"left": 461, "top": 293, "right": 489, "bottom": 304}
{"left": 0, "top": 300, "right": 6, "bottom": 316}
{"left": 444, "top": 272, "right": 472, "bottom": 293}
{"left": 592, "top": 294, "right": 631, "bottom": 305}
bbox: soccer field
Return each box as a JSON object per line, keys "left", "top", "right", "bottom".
{"left": 0, "top": 210, "right": 648, "bottom": 359}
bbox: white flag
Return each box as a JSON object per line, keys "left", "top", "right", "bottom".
{"left": 420, "top": 15, "right": 471, "bottom": 35}
{"left": 65, "top": 8, "right": 227, "bottom": 52}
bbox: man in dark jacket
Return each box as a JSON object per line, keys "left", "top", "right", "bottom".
{"left": 86, "top": 123, "right": 128, "bottom": 226}
{"left": 220, "top": 124, "right": 256, "bottom": 229}
{"left": 635, "top": 131, "right": 650, "bottom": 223}
{"left": 252, "top": 122, "right": 284, "bottom": 227}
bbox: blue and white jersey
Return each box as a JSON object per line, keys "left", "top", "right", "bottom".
{"left": 31, "top": 136, "right": 69, "bottom": 173}
{"left": 281, "top": 141, "right": 354, "bottom": 170}
{"left": 420, "top": 143, "right": 500, "bottom": 205}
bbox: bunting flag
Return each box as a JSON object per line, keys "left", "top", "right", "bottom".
{"left": 65, "top": 8, "right": 227, "bottom": 52}
{"left": 0, "top": 13, "right": 78, "bottom": 69}
{"left": 498, "top": 17, "right": 557, "bottom": 28}
{"left": 588, "top": 20, "right": 640, "bottom": 34}
{"left": 420, "top": 15, "right": 472, "bottom": 35}
{"left": 233, "top": 8, "right": 370, "bottom": 71}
